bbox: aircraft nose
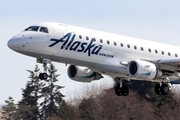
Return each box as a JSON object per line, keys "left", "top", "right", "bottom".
{"left": 7, "top": 36, "right": 19, "bottom": 50}
{"left": 7, "top": 38, "right": 14, "bottom": 50}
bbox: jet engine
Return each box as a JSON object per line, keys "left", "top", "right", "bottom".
{"left": 127, "top": 59, "right": 162, "bottom": 80}
{"left": 67, "top": 65, "right": 103, "bottom": 82}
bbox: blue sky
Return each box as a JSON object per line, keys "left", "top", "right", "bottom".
{"left": 1, "top": 0, "right": 180, "bottom": 104}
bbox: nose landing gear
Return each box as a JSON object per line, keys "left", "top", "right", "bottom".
{"left": 39, "top": 71, "right": 48, "bottom": 80}
{"left": 37, "top": 58, "right": 51, "bottom": 80}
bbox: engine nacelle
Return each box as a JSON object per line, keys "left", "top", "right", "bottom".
{"left": 127, "top": 59, "right": 162, "bottom": 80}
{"left": 67, "top": 65, "right": 103, "bottom": 82}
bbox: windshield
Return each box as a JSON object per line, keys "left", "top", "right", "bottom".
{"left": 39, "top": 27, "right": 49, "bottom": 33}
{"left": 24, "top": 26, "right": 49, "bottom": 34}
{"left": 24, "top": 26, "right": 39, "bottom": 31}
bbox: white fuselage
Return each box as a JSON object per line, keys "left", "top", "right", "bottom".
{"left": 7, "top": 22, "right": 180, "bottom": 80}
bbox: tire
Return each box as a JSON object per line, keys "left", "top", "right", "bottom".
{"left": 42, "top": 73, "right": 48, "bottom": 80}
{"left": 115, "top": 83, "right": 122, "bottom": 96}
{"left": 39, "top": 73, "right": 43, "bottom": 80}
{"left": 121, "top": 85, "right": 129, "bottom": 96}
{"left": 39, "top": 73, "right": 48, "bottom": 80}
{"left": 154, "top": 84, "right": 161, "bottom": 95}
{"left": 160, "top": 84, "right": 169, "bottom": 95}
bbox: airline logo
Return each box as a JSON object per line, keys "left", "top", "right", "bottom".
{"left": 49, "top": 33, "right": 103, "bottom": 57}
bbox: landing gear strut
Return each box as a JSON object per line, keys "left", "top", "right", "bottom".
{"left": 114, "top": 78, "right": 129, "bottom": 96}
{"left": 37, "top": 58, "right": 51, "bottom": 80}
{"left": 154, "top": 83, "right": 169, "bottom": 95}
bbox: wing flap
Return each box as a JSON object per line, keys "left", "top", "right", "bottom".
{"left": 158, "top": 58, "right": 180, "bottom": 66}
{"left": 139, "top": 58, "right": 179, "bottom": 71}
{"left": 156, "top": 58, "right": 180, "bottom": 72}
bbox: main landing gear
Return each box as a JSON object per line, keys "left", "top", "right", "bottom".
{"left": 114, "top": 78, "right": 129, "bottom": 96}
{"left": 37, "top": 58, "right": 51, "bottom": 80}
{"left": 114, "top": 78, "right": 171, "bottom": 96}
{"left": 154, "top": 83, "right": 170, "bottom": 95}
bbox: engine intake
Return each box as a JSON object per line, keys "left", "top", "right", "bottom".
{"left": 67, "top": 65, "right": 103, "bottom": 82}
{"left": 127, "top": 60, "right": 162, "bottom": 80}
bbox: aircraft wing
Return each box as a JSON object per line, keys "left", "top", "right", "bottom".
{"left": 158, "top": 58, "right": 180, "bottom": 66}
{"left": 125, "top": 58, "right": 180, "bottom": 81}
{"left": 157, "top": 58, "right": 180, "bottom": 71}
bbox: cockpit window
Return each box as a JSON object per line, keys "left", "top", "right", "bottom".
{"left": 24, "top": 26, "right": 39, "bottom": 31}
{"left": 39, "top": 27, "right": 49, "bottom": 33}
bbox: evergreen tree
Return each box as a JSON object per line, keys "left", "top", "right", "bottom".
{"left": 126, "top": 80, "right": 176, "bottom": 108}
{"left": 59, "top": 100, "right": 81, "bottom": 120}
{"left": 1, "top": 97, "right": 20, "bottom": 120}
{"left": 40, "top": 64, "right": 65, "bottom": 119}
{"left": 79, "top": 98, "right": 99, "bottom": 120}
{"left": 18, "top": 65, "right": 44, "bottom": 120}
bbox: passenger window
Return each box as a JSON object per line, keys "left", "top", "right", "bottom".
{"left": 120, "top": 43, "right": 123, "bottom": 47}
{"left": 39, "top": 27, "right": 49, "bottom": 33}
{"left": 134, "top": 46, "right": 137, "bottom": 49}
{"left": 162, "top": 51, "right": 164, "bottom": 55}
{"left": 141, "top": 47, "right": 143, "bottom": 51}
{"left": 155, "top": 50, "right": 158, "bottom": 53}
{"left": 25, "top": 26, "right": 39, "bottom": 31}
{"left": 79, "top": 35, "right": 82, "bottom": 39}
{"left": 148, "top": 48, "right": 151, "bottom": 52}
{"left": 114, "top": 42, "right": 117, "bottom": 46}
{"left": 168, "top": 52, "right": 171, "bottom": 56}
{"left": 100, "top": 39, "right": 103, "bottom": 43}
{"left": 127, "top": 44, "right": 130, "bottom": 48}
{"left": 175, "top": 53, "right": 178, "bottom": 57}
{"left": 107, "top": 40, "right": 110, "bottom": 44}
{"left": 93, "top": 38, "right": 96, "bottom": 42}
{"left": 86, "top": 36, "right": 89, "bottom": 40}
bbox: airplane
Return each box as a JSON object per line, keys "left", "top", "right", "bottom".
{"left": 7, "top": 22, "right": 180, "bottom": 96}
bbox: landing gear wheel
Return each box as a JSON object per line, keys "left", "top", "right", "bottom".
{"left": 39, "top": 73, "right": 48, "bottom": 80}
{"left": 154, "top": 83, "right": 169, "bottom": 95}
{"left": 115, "top": 83, "right": 122, "bottom": 96}
{"left": 121, "top": 85, "right": 129, "bottom": 96}
{"left": 161, "top": 84, "right": 169, "bottom": 95}
{"left": 114, "top": 83, "right": 129, "bottom": 96}
{"left": 154, "top": 84, "right": 161, "bottom": 95}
